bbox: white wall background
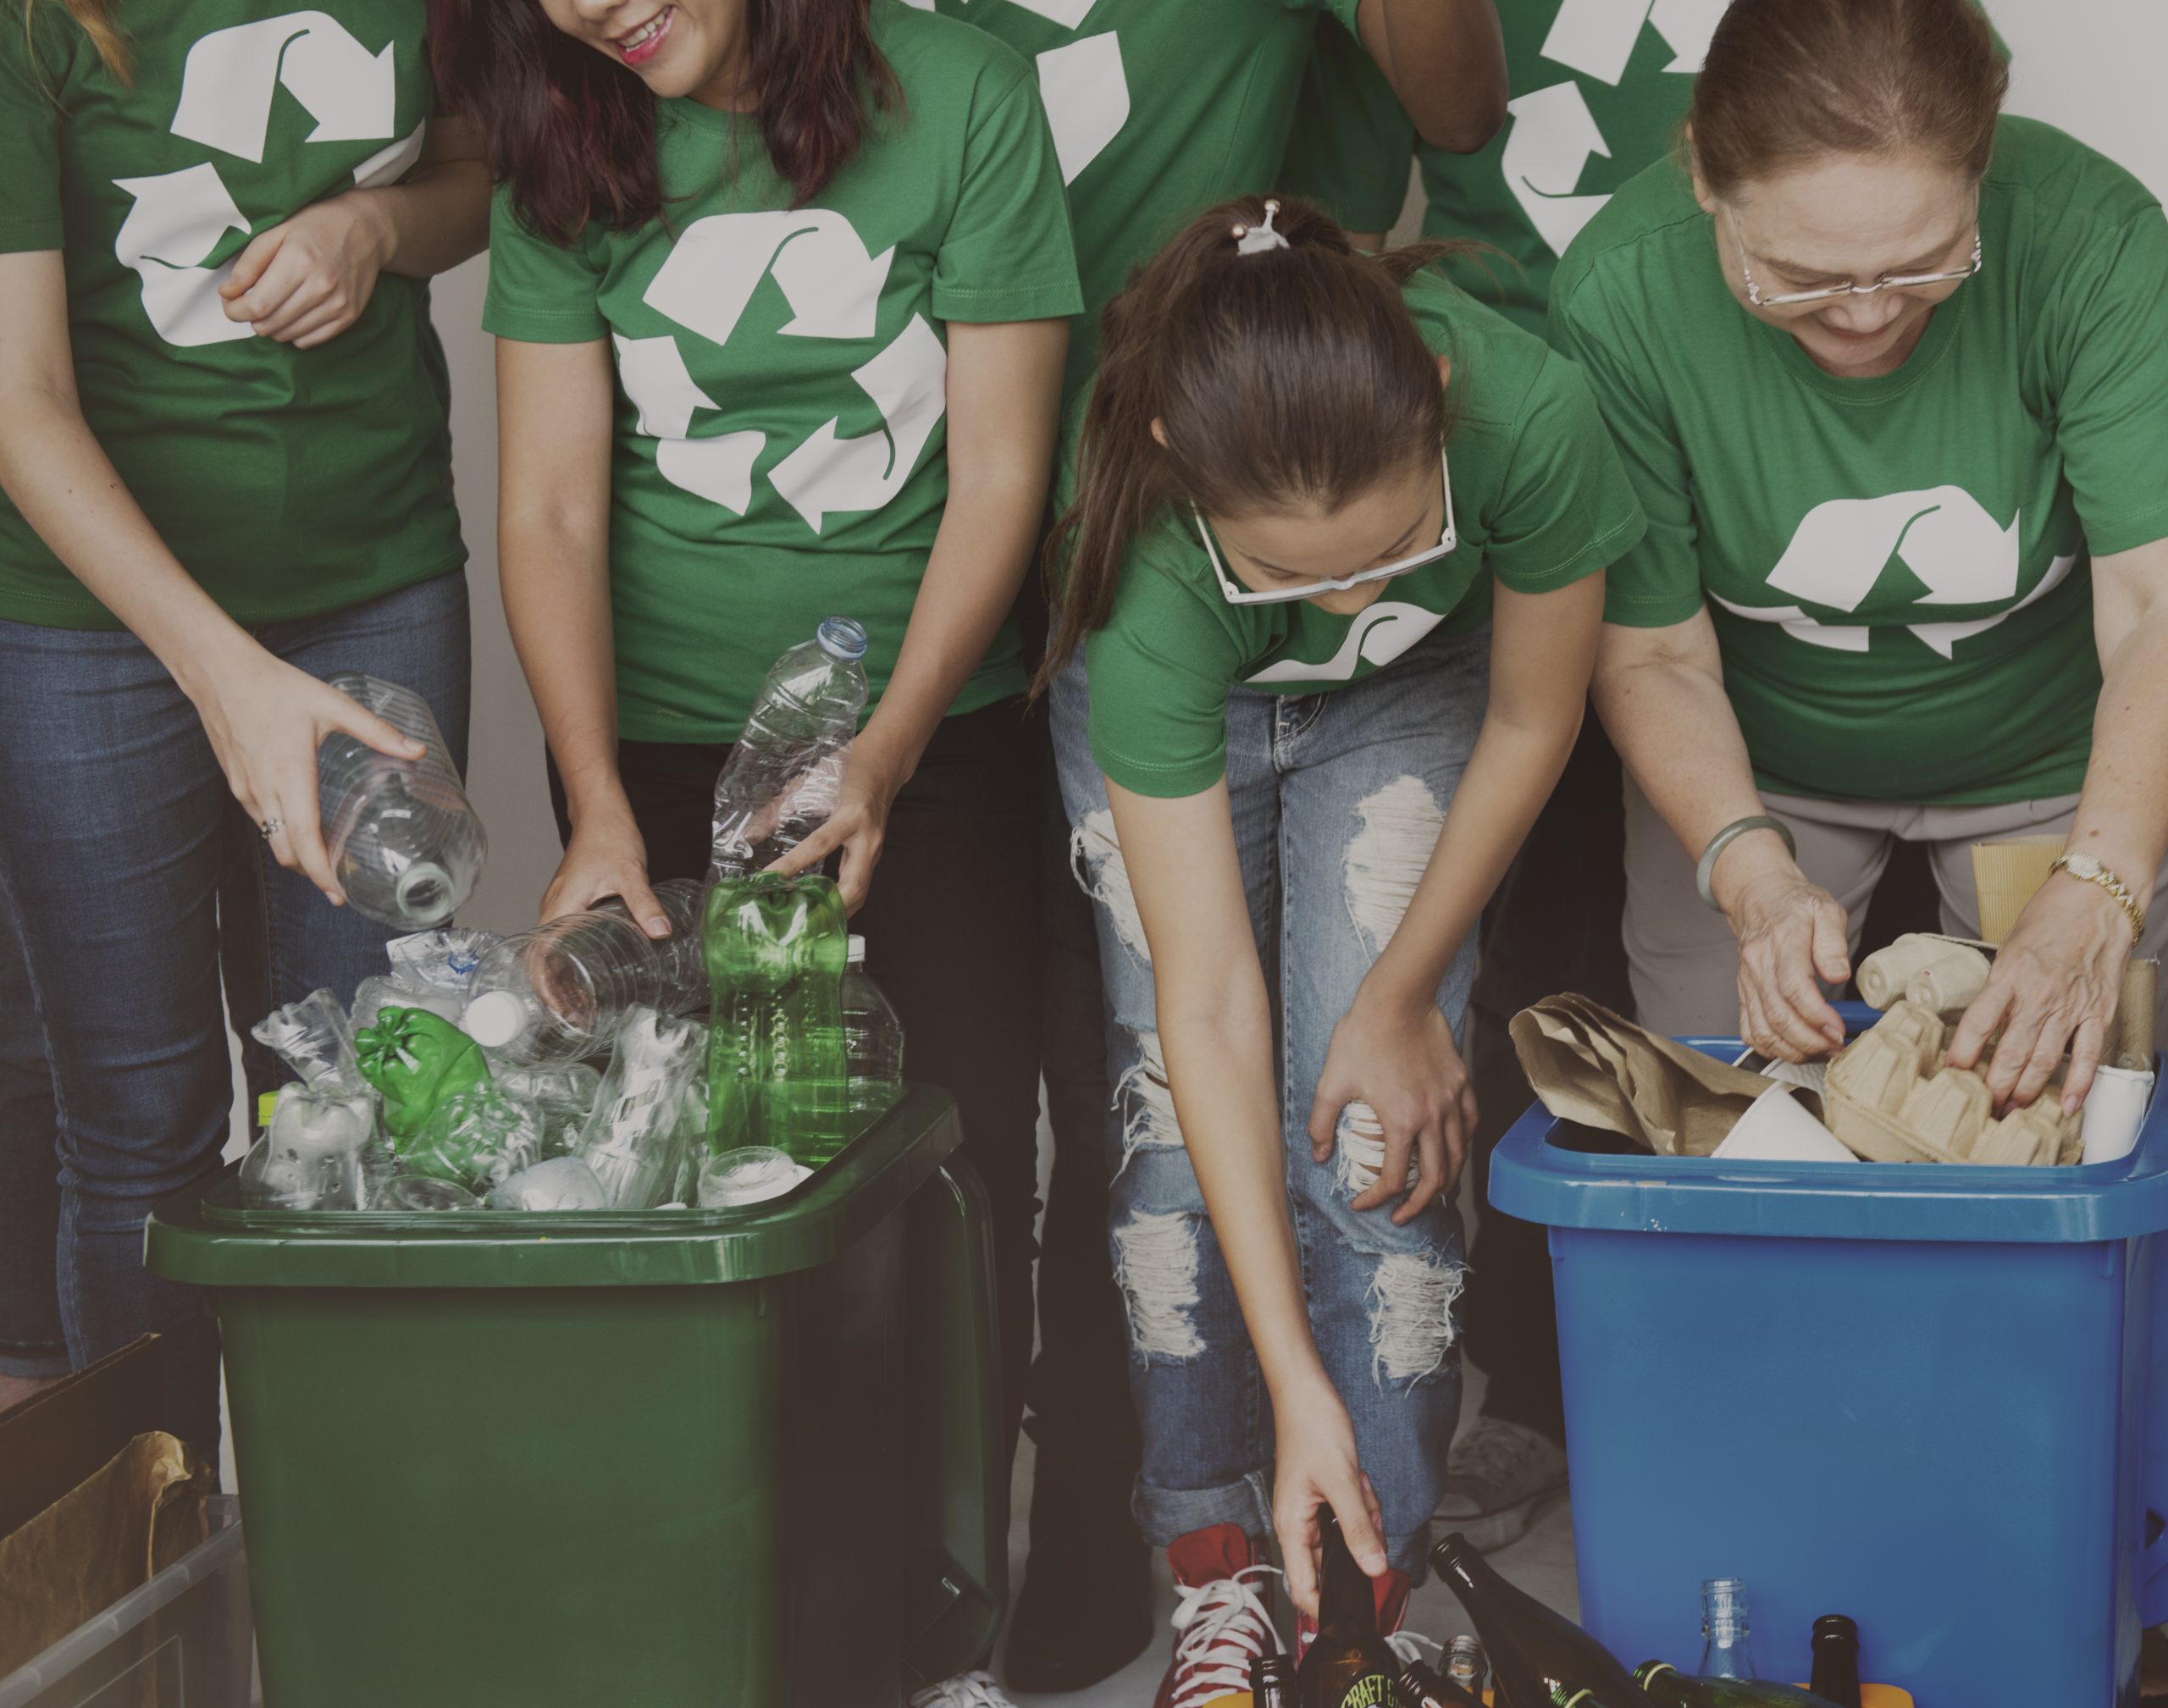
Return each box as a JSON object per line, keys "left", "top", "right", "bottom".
{"left": 436, "top": 0, "right": 2168, "bottom": 942}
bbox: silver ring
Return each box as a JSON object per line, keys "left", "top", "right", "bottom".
{"left": 259, "top": 818, "right": 285, "bottom": 839}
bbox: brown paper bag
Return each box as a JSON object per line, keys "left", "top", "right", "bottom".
{"left": 0, "top": 1431, "right": 210, "bottom": 1676}
{"left": 1510, "top": 994, "right": 1785, "bottom": 1157}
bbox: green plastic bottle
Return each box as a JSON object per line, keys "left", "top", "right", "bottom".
{"left": 702, "top": 872, "right": 850, "bottom": 1164}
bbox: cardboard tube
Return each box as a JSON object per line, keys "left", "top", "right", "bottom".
{"left": 2081, "top": 1065, "right": 2154, "bottom": 1165}
{"left": 2114, "top": 958, "right": 2160, "bottom": 1070}
{"left": 1970, "top": 835, "right": 2066, "bottom": 945}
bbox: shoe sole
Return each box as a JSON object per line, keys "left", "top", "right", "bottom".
{"left": 1435, "top": 1477, "right": 1568, "bottom": 1556}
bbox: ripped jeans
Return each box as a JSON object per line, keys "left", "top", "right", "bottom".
{"left": 1050, "top": 624, "right": 1487, "bottom": 1577}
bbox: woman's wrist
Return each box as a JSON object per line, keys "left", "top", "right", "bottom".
{"left": 1706, "top": 823, "right": 1800, "bottom": 917}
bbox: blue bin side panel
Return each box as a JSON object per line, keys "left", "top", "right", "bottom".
{"left": 1551, "top": 1224, "right": 2139, "bottom": 1706}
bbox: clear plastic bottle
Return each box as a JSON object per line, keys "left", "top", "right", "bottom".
{"left": 706, "top": 617, "right": 869, "bottom": 880}
{"left": 460, "top": 878, "right": 707, "bottom": 1064}
{"left": 318, "top": 672, "right": 488, "bottom": 927}
{"left": 841, "top": 935, "right": 905, "bottom": 1115}
{"left": 574, "top": 1009, "right": 705, "bottom": 1209}
{"left": 703, "top": 873, "right": 849, "bottom": 1164}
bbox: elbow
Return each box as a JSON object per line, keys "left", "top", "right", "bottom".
{"left": 1412, "top": 83, "right": 1507, "bottom": 153}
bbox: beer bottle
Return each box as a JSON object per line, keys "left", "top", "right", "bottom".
{"left": 1633, "top": 1662, "right": 1846, "bottom": 1706}
{"left": 1253, "top": 1653, "right": 1299, "bottom": 1707}
{"left": 1396, "top": 1655, "right": 1485, "bottom": 1707}
{"left": 1430, "top": 1533, "right": 1659, "bottom": 1708}
{"left": 1297, "top": 1508, "right": 1401, "bottom": 1708}
{"left": 1446, "top": 1635, "right": 1490, "bottom": 1700}
{"left": 1807, "top": 1617, "right": 1861, "bottom": 1708}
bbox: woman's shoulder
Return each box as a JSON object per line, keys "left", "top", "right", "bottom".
{"left": 1987, "top": 115, "right": 2162, "bottom": 240}
{"left": 1400, "top": 266, "right": 1590, "bottom": 436}
{"left": 2, "top": 0, "right": 95, "bottom": 97}
{"left": 1548, "top": 153, "right": 1704, "bottom": 319}
{"left": 870, "top": 0, "right": 1039, "bottom": 102}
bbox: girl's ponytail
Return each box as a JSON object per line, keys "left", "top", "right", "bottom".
{"left": 1036, "top": 197, "right": 1466, "bottom": 694}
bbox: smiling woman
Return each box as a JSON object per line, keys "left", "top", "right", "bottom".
{"left": 1558, "top": 0, "right": 2168, "bottom": 1111}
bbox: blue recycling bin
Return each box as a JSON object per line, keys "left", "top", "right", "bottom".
{"left": 1490, "top": 1026, "right": 2168, "bottom": 1707}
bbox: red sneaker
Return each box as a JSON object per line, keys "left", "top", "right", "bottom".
{"left": 1292, "top": 1564, "right": 1413, "bottom": 1661}
{"left": 1155, "top": 1524, "right": 1283, "bottom": 1708}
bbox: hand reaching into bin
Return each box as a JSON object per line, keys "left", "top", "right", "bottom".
{"left": 1711, "top": 840, "right": 1852, "bottom": 1063}
{"left": 1270, "top": 1378, "right": 1389, "bottom": 1618}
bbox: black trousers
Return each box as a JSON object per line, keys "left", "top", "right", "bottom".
{"left": 545, "top": 699, "right": 1045, "bottom": 1457}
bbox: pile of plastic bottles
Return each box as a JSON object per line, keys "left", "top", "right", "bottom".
{"left": 248, "top": 615, "right": 899, "bottom": 1216}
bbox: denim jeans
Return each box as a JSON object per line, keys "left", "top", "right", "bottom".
{"left": 1050, "top": 624, "right": 1487, "bottom": 1578}
{"left": 0, "top": 572, "right": 470, "bottom": 1453}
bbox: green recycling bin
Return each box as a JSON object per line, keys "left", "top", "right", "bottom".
{"left": 145, "top": 1087, "right": 1000, "bottom": 1708}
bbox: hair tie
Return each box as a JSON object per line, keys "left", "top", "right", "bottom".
{"left": 1232, "top": 198, "right": 1290, "bottom": 256}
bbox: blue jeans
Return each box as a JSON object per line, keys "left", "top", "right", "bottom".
{"left": 1051, "top": 624, "right": 1487, "bottom": 1578}
{"left": 0, "top": 572, "right": 470, "bottom": 1450}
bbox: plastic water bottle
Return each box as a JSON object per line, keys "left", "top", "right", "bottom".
{"left": 461, "top": 878, "right": 707, "bottom": 1064}
{"left": 842, "top": 936, "right": 904, "bottom": 1115}
{"left": 318, "top": 672, "right": 487, "bottom": 927}
{"left": 703, "top": 872, "right": 849, "bottom": 1164}
{"left": 707, "top": 616, "right": 869, "bottom": 880}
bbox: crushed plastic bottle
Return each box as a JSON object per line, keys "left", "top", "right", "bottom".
{"left": 318, "top": 672, "right": 487, "bottom": 927}
{"left": 460, "top": 878, "right": 707, "bottom": 1064}
{"left": 405, "top": 1085, "right": 544, "bottom": 1194}
{"left": 706, "top": 617, "right": 868, "bottom": 880}
{"left": 493, "top": 1059, "right": 606, "bottom": 1158}
{"left": 842, "top": 935, "right": 904, "bottom": 1116}
{"left": 387, "top": 1175, "right": 480, "bottom": 1212}
{"left": 351, "top": 926, "right": 501, "bottom": 1027}
{"left": 703, "top": 872, "right": 849, "bottom": 1164}
{"left": 575, "top": 1009, "right": 704, "bottom": 1210}
{"left": 488, "top": 1156, "right": 610, "bottom": 1212}
{"left": 252, "top": 988, "right": 368, "bottom": 1092}
{"left": 695, "top": 1145, "right": 811, "bottom": 1208}
{"left": 241, "top": 1085, "right": 388, "bottom": 1210}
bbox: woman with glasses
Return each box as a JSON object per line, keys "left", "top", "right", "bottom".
{"left": 1037, "top": 195, "right": 1640, "bottom": 1641}
{"left": 1562, "top": 0, "right": 2168, "bottom": 1109}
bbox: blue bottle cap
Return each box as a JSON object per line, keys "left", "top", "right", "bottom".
{"left": 816, "top": 616, "right": 868, "bottom": 661}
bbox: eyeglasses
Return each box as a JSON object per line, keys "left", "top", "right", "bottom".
{"left": 1729, "top": 209, "right": 1983, "bottom": 308}
{"left": 1192, "top": 447, "right": 1457, "bottom": 607}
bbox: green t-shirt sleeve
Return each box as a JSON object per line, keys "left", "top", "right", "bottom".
{"left": 1277, "top": 21, "right": 1414, "bottom": 235}
{"left": 1084, "top": 553, "right": 1245, "bottom": 798}
{"left": 931, "top": 66, "right": 1083, "bottom": 324}
{"left": 0, "top": 11, "right": 68, "bottom": 252}
{"left": 481, "top": 185, "right": 611, "bottom": 344}
{"left": 1479, "top": 348, "right": 1647, "bottom": 593}
{"left": 2045, "top": 206, "right": 2168, "bottom": 556}
{"left": 1550, "top": 269, "right": 1705, "bottom": 627}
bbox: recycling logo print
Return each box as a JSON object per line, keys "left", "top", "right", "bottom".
{"left": 1502, "top": 0, "right": 1722, "bottom": 257}
{"left": 904, "top": 0, "right": 1126, "bottom": 185}
{"left": 621, "top": 209, "right": 948, "bottom": 533}
{"left": 1245, "top": 601, "right": 1445, "bottom": 685}
{"left": 115, "top": 13, "right": 423, "bottom": 348}
{"left": 1711, "top": 487, "right": 2080, "bottom": 659}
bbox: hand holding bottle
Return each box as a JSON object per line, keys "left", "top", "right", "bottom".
{"left": 1270, "top": 1376, "right": 1387, "bottom": 1617}
{"left": 764, "top": 734, "right": 908, "bottom": 915}
{"left": 539, "top": 798, "right": 671, "bottom": 939}
{"left": 1308, "top": 987, "right": 1476, "bottom": 1224}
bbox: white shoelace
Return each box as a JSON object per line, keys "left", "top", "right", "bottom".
{"left": 1167, "top": 1564, "right": 1283, "bottom": 1708}
{"left": 907, "top": 1671, "right": 1017, "bottom": 1708}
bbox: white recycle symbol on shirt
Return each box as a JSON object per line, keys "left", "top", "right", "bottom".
{"left": 1244, "top": 600, "right": 1445, "bottom": 685}
{"left": 903, "top": 0, "right": 1126, "bottom": 185}
{"left": 113, "top": 13, "right": 423, "bottom": 348}
{"left": 1501, "top": 0, "right": 1722, "bottom": 257}
{"left": 619, "top": 209, "right": 948, "bottom": 533}
{"left": 1711, "top": 485, "right": 2081, "bottom": 659}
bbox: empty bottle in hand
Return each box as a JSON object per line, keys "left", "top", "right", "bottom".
{"left": 706, "top": 616, "right": 869, "bottom": 880}
{"left": 842, "top": 935, "right": 904, "bottom": 1115}
{"left": 318, "top": 673, "right": 486, "bottom": 927}
{"left": 461, "top": 878, "right": 707, "bottom": 1064}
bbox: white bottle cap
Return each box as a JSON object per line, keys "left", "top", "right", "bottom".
{"left": 461, "top": 989, "right": 528, "bottom": 1048}
{"left": 847, "top": 935, "right": 866, "bottom": 965}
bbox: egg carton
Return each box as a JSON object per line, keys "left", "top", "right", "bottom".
{"left": 1823, "top": 999, "right": 2082, "bottom": 1166}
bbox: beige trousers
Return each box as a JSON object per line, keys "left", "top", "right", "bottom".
{"left": 1622, "top": 782, "right": 2168, "bottom": 1038}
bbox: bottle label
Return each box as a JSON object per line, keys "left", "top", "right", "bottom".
{"left": 1336, "top": 1678, "right": 1396, "bottom": 1708}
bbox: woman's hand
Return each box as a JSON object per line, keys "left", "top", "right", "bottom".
{"left": 1272, "top": 1375, "right": 1389, "bottom": 1619}
{"left": 1949, "top": 873, "right": 2137, "bottom": 1111}
{"left": 766, "top": 739, "right": 908, "bottom": 913}
{"left": 219, "top": 193, "right": 395, "bottom": 348}
{"left": 1308, "top": 987, "right": 1475, "bottom": 1224}
{"left": 539, "top": 802, "right": 667, "bottom": 933}
{"left": 185, "top": 637, "right": 425, "bottom": 904}
{"left": 1716, "top": 840, "right": 1850, "bottom": 1060}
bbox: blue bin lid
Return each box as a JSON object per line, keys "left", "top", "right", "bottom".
{"left": 1490, "top": 1036, "right": 2168, "bottom": 1244}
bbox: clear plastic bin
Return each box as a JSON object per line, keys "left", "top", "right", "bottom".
{"left": 0, "top": 1495, "right": 253, "bottom": 1708}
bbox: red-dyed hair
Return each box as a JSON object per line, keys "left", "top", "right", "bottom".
{"left": 429, "top": 0, "right": 897, "bottom": 245}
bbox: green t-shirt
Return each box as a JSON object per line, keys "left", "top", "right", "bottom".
{"left": 915, "top": 0, "right": 1361, "bottom": 405}
{"left": 1553, "top": 119, "right": 2168, "bottom": 806}
{"left": 1277, "top": 20, "right": 1413, "bottom": 237}
{"left": 0, "top": 0, "right": 463, "bottom": 629}
{"left": 483, "top": 3, "right": 1081, "bottom": 744}
{"left": 1078, "top": 269, "right": 1645, "bottom": 797}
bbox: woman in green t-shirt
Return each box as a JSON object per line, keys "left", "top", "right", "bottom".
{"left": 0, "top": 0, "right": 486, "bottom": 1453}
{"left": 1041, "top": 196, "right": 1640, "bottom": 1637}
{"left": 1558, "top": 0, "right": 2168, "bottom": 1112}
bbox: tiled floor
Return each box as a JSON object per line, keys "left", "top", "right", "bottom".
{"left": 997, "top": 1362, "right": 1579, "bottom": 1708}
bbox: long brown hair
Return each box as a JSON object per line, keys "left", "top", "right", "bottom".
{"left": 25, "top": 0, "right": 128, "bottom": 81}
{"left": 431, "top": 0, "right": 898, "bottom": 246}
{"left": 1690, "top": 0, "right": 2006, "bottom": 196}
{"left": 1037, "top": 196, "right": 1463, "bottom": 694}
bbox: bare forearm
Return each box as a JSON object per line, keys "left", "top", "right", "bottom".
{"left": 0, "top": 388, "right": 250, "bottom": 695}
{"left": 359, "top": 158, "right": 491, "bottom": 280}
{"left": 1595, "top": 643, "right": 1764, "bottom": 861}
{"left": 498, "top": 519, "right": 627, "bottom": 824}
{"left": 1361, "top": 0, "right": 1507, "bottom": 151}
{"left": 2070, "top": 606, "right": 2168, "bottom": 894}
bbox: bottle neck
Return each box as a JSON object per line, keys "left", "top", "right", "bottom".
{"left": 1315, "top": 1513, "right": 1379, "bottom": 1637}
{"left": 1700, "top": 1579, "right": 1756, "bottom": 1678}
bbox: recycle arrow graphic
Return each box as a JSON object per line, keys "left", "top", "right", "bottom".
{"left": 614, "top": 332, "right": 766, "bottom": 516}
{"left": 1501, "top": 81, "right": 1613, "bottom": 257}
{"left": 768, "top": 314, "right": 948, "bottom": 533}
{"left": 1539, "top": 0, "right": 1720, "bottom": 86}
{"left": 113, "top": 164, "right": 254, "bottom": 347}
{"left": 644, "top": 210, "right": 895, "bottom": 351}
{"left": 171, "top": 11, "right": 397, "bottom": 163}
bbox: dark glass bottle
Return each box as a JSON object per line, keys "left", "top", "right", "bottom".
{"left": 1253, "top": 1653, "right": 1299, "bottom": 1708}
{"left": 1807, "top": 1617, "right": 1861, "bottom": 1708}
{"left": 1446, "top": 1635, "right": 1491, "bottom": 1700}
{"left": 1633, "top": 1661, "right": 1845, "bottom": 1707}
{"left": 1430, "top": 1533, "right": 1659, "bottom": 1708}
{"left": 1396, "top": 1655, "right": 1485, "bottom": 1708}
{"left": 1298, "top": 1509, "right": 1402, "bottom": 1708}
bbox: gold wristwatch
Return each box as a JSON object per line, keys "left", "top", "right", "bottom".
{"left": 2049, "top": 851, "right": 2146, "bottom": 945}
